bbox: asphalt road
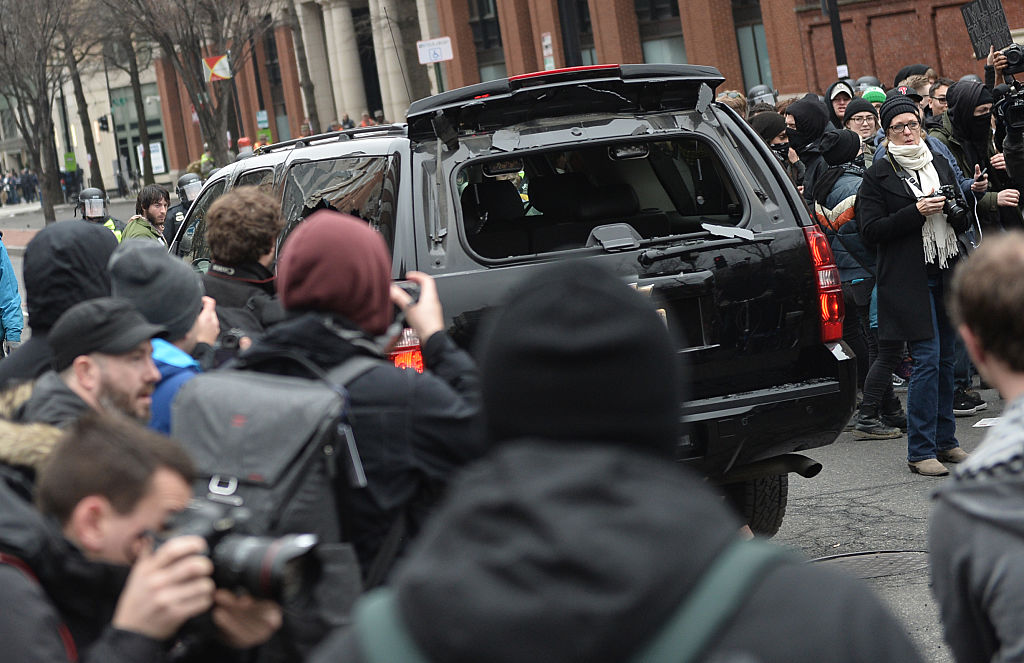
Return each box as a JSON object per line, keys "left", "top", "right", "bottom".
{"left": 774, "top": 387, "right": 1003, "bottom": 663}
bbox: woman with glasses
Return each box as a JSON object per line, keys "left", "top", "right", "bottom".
{"left": 859, "top": 95, "right": 978, "bottom": 477}
{"left": 843, "top": 98, "right": 880, "bottom": 167}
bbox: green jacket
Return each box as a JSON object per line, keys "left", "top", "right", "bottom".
{"left": 121, "top": 216, "right": 167, "bottom": 245}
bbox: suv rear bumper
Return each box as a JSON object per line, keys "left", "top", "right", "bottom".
{"left": 679, "top": 342, "right": 856, "bottom": 478}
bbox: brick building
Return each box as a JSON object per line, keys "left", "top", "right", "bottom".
{"left": 436, "top": 0, "right": 1024, "bottom": 96}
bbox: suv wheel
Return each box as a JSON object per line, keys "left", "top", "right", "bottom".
{"left": 724, "top": 474, "right": 788, "bottom": 538}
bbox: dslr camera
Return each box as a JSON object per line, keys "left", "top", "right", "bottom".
{"left": 155, "top": 499, "right": 321, "bottom": 603}
{"left": 1004, "top": 44, "right": 1024, "bottom": 76}
{"left": 923, "top": 185, "right": 967, "bottom": 226}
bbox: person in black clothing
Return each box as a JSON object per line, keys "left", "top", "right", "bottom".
{"left": 233, "top": 209, "right": 484, "bottom": 578}
{"left": 0, "top": 414, "right": 281, "bottom": 663}
{"left": 202, "top": 186, "right": 285, "bottom": 343}
{"left": 165, "top": 173, "right": 203, "bottom": 245}
{"left": 750, "top": 110, "right": 805, "bottom": 190}
{"left": 785, "top": 94, "right": 831, "bottom": 206}
{"left": 0, "top": 222, "right": 117, "bottom": 389}
{"left": 311, "top": 261, "right": 924, "bottom": 663}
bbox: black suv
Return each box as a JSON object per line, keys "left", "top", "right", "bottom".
{"left": 173, "top": 64, "right": 855, "bottom": 536}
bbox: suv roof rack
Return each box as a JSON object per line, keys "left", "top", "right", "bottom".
{"left": 255, "top": 124, "right": 408, "bottom": 155}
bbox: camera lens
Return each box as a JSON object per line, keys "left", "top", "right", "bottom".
{"left": 212, "top": 533, "right": 320, "bottom": 602}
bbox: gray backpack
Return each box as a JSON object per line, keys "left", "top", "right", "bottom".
{"left": 171, "top": 354, "right": 384, "bottom": 661}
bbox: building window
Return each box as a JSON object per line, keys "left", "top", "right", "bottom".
{"left": 635, "top": 0, "right": 685, "bottom": 64}
{"left": 733, "top": 0, "right": 772, "bottom": 90}
{"left": 468, "top": 0, "right": 505, "bottom": 81}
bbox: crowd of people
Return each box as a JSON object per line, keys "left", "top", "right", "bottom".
{"left": 0, "top": 48, "right": 1023, "bottom": 662}
{"left": 726, "top": 48, "right": 1024, "bottom": 480}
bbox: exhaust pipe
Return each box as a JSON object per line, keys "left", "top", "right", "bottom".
{"left": 718, "top": 453, "right": 822, "bottom": 484}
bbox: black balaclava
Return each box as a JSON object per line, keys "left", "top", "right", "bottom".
{"left": 478, "top": 261, "right": 684, "bottom": 458}
{"left": 785, "top": 94, "right": 830, "bottom": 154}
{"left": 947, "top": 80, "right": 994, "bottom": 168}
{"left": 749, "top": 112, "right": 789, "bottom": 161}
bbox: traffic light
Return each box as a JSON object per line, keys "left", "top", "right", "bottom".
{"left": 98, "top": 115, "right": 109, "bottom": 132}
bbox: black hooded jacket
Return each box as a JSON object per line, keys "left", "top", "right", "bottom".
{"left": 786, "top": 94, "right": 832, "bottom": 204}
{"left": 313, "top": 441, "right": 925, "bottom": 663}
{"left": 0, "top": 223, "right": 117, "bottom": 388}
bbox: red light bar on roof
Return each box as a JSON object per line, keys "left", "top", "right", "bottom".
{"left": 509, "top": 64, "right": 620, "bottom": 81}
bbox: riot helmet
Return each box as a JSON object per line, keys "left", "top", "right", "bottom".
{"left": 856, "top": 75, "right": 882, "bottom": 92}
{"left": 77, "top": 187, "right": 107, "bottom": 220}
{"left": 747, "top": 84, "right": 777, "bottom": 108}
{"left": 959, "top": 73, "right": 983, "bottom": 84}
{"left": 176, "top": 172, "right": 202, "bottom": 206}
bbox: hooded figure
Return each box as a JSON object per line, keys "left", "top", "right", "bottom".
{"left": 0, "top": 223, "right": 118, "bottom": 389}
{"left": 310, "top": 261, "right": 925, "bottom": 663}
{"left": 929, "top": 80, "right": 1017, "bottom": 231}
{"left": 825, "top": 80, "right": 856, "bottom": 129}
{"left": 786, "top": 94, "right": 832, "bottom": 203}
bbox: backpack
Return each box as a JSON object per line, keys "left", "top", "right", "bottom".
{"left": 170, "top": 352, "right": 385, "bottom": 662}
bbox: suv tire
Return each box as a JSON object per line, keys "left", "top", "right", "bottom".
{"left": 726, "top": 474, "right": 789, "bottom": 538}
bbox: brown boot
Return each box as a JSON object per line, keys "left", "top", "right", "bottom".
{"left": 938, "top": 447, "right": 969, "bottom": 463}
{"left": 908, "top": 458, "right": 949, "bottom": 476}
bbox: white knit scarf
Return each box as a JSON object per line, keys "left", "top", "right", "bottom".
{"left": 889, "top": 141, "right": 959, "bottom": 268}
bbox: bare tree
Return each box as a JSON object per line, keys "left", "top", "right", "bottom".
{"left": 111, "top": 0, "right": 276, "bottom": 167}
{"left": 282, "top": 0, "right": 319, "bottom": 135}
{"left": 0, "top": 0, "right": 71, "bottom": 223}
{"left": 60, "top": 0, "right": 110, "bottom": 193}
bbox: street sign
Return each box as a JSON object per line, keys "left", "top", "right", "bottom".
{"left": 542, "top": 33, "right": 555, "bottom": 70}
{"left": 257, "top": 109, "right": 269, "bottom": 129}
{"left": 136, "top": 142, "right": 166, "bottom": 175}
{"left": 962, "top": 0, "right": 1013, "bottom": 60}
{"left": 417, "top": 37, "right": 453, "bottom": 65}
{"left": 63, "top": 152, "right": 76, "bottom": 172}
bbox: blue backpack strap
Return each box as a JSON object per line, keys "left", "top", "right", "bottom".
{"left": 354, "top": 588, "right": 434, "bottom": 663}
{"left": 630, "top": 538, "right": 792, "bottom": 663}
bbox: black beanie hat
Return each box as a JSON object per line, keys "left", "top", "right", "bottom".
{"left": 784, "top": 94, "right": 829, "bottom": 151}
{"left": 749, "top": 111, "right": 787, "bottom": 144}
{"left": 108, "top": 239, "right": 204, "bottom": 341}
{"left": 843, "top": 98, "right": 878, "bottom": 125}
{"left": 819, "top": 129, "right": 862, "bottom": 166}
{"left": 879, "top": 94, "right": 920, "bottom": 133}
{"left": 478, "top": 262, "right": 683, "bottom": 458}
{"left": 893, "top": 64, "right": 929, "bottom": 89}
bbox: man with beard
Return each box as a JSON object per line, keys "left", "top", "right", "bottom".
{"left": 15, "top": 298, "right": 164, "bottom": 427}
{"left": 109, "top": 240, "right": 220, "bottom": 433}
{"left": 122, "top": 184, "right": 171, "bottom": 245}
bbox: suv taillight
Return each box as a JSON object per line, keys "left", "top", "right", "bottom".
{"left": 389, "top": 328, "right": 424, "bottom": 373}
{"left": 802, "top": 226, "right": 844, "bottom": 343}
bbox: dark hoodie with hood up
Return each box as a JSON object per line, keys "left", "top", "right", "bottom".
{"left": 931, "top": 396, "right": 1024, "bottom": 663}
{"left": 0, "top": 222, "right": 117, "bottom": 389}
{"left": 312, "top": 262, "right": 924, "bottom": 663}
{"left": 929, "top": 80, "right": 1021, "bottom": 230}
{"left": 786, "top": 94, "right": 832, "bottom": 205}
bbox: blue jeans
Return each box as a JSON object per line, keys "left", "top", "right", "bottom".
{"left": 906, "top": 275, "right": 959, "bottom": 462}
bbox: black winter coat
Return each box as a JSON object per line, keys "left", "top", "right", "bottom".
{"left": 312, "top": 441, "right": 924, "bottom": 663}
{"left": 859, "top": 147, "right": 969, "bottom": 341}
{"left": 235, "top": 313, "right": 484, "bottom": 574}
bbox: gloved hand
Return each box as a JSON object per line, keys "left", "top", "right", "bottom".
{"left": 3, "top": 339, "right": 20, "bottom": 355}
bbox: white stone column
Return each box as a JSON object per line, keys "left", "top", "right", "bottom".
{"left": 369, "top": 0, "right": 411, "bottom": 122}
{"left": 317, "top": 0, "right": 346, "bottom": 124}
{"left": 331, "top": 0, "right": 368, "bottom": 122}
{"left": 298, "top": 1, "right": 337, "bottom": 127}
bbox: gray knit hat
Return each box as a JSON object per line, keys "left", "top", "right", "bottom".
{"left": 108, "top": 239, "right": 203, "bottom": 341}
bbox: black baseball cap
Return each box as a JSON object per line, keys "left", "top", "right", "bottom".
{"left": 49, "top": 297, "right": 166, "bottom": 371}
{"left": 886, "top": 85, "right": 923, "bottom": 103}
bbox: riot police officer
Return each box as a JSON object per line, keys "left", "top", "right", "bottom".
{"left": 165, "top": 173, "right": 202, "bottom": 245}
{"left": 76, "top": 187, "right": 124, "bottom": 242}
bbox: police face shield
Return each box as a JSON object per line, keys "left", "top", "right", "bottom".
{"left": 83, "top": 199, "right": 106, "bottom": 218}
{"left": 181, "top": 180, "right": 203, "bottom": 204}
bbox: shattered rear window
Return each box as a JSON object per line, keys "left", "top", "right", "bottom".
{"left": 280, "top": 155, "right": 399, "bottom": 253}
{"left": 458, "top": 137, "right": 742, "bottom": 259}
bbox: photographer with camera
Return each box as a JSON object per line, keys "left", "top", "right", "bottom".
{"left": 0, "top": 413, "right": 281, "bottom": 662}
{"left": 998, "top": 46, "right": 1024, "bottom": 192}
{"left": 859, "top": 95, "right": 972, "bottom": 477}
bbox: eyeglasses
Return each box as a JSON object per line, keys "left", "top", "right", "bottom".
{"left": 931, "top": 96, "right": 947, "bottom": 103}
{"left": 848, "top": 115, "right": 876, "bottom": 125}
{"left": 888, "top": 121, "right": 920, "bottom": 134}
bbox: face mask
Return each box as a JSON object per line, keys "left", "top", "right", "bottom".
{"left": 770, "top": 142, "right": 790, "bottom": 160}
{"left": 972, "top": 112, "right": 992, "bottom": 136}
